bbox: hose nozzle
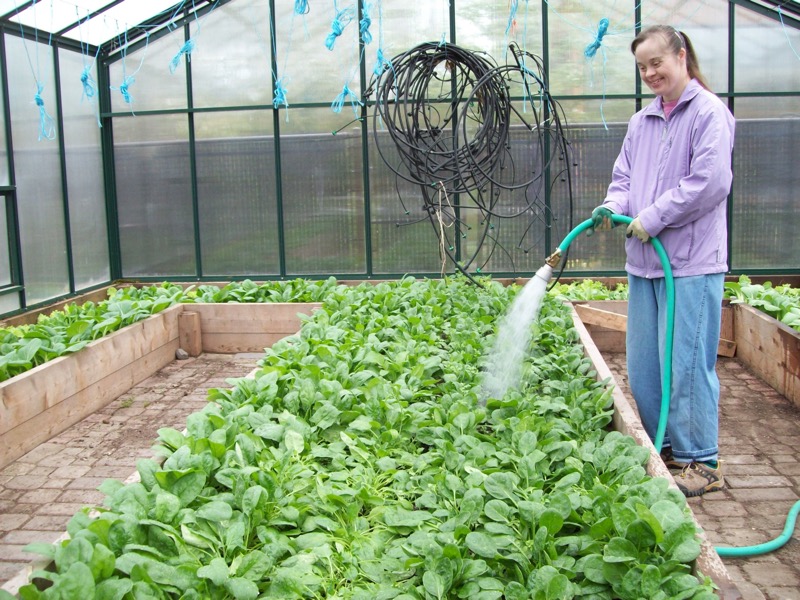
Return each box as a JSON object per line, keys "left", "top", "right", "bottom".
{"left": 545, "top": 248, "right": 562, "bottom": 268}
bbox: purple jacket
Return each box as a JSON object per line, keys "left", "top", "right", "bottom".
{"left": 603, "top": 79, "right": 735, "bottom": 278}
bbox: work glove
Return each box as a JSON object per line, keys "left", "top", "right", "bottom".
{"left": 586, "top": 206, "right": 615, "bottom": 236}
{"left": 626, "top": 216, "right": 650, "bottom": 243}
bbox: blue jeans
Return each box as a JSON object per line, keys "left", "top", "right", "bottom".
{"left": 626, "top": 273, "right": 724, "bottom": 463}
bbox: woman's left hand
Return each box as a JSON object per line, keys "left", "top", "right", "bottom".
{"left": 626, "top": 217, "right": 651, "bottom": 242}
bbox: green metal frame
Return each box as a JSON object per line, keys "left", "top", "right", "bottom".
{"left": 0, "top": 0, "right": 798, "bottom": 317}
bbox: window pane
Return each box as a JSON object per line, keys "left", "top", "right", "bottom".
{"left": 195, "top": 111, "right": 279, "bottom": 276}
{"left": 280, "top": 108, "right": 365, "bottom": 275}
{"left": 114, "top": 114, "right": 196, "bottom": 277}
{"left": 109, "top": 28, "right": 188, "bottom": 113}
{"left": 58, "top": 47, "right": 110, "bottom": 289}
{"left": 0, "top": 45, "right": 7, "bottom": 186}
{"left": 368, "top": 130, "right": 450, "bottom": 275}
{"left": 0, "top": 196, "right": 10, "bottom": 285}
{"left": 735, "top": 5, "right": 800, "bottom": 93}
{"left": 546, "top": 0, "right": 636, "bottom": 98}
{"left": 275, "top": 2, "right": 363, "bottom": 106}
{"left": 456, "top": 0, "right": 543, "bottom": 60}
{"left": 0, "top": 291, "right": 19, "bottom": 315}
{"left": 643, "top": 0, "right": 729, "bottom": 93}
{"left": 732, "top": 113, "right": 800, "bottom": 271}
{"left": 5, "top": 34, "right": 69, "bottom": 304}
{"left": 191, "top": 0, "right": 272, "bottom": 108}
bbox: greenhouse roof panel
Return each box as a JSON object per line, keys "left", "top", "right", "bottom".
{"left": 0, "top": 0, "right": 216, "bottom": 47}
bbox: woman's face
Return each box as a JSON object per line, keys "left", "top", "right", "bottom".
{"left": 634, "top": 34, "right": 689, "bottom": 103}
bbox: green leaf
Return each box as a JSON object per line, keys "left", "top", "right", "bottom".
{"left": 465, "top": 532, "right": 498, "bottom": 559}
{"left": 51, "top": 561, "right": 96, "bottom": 598}
{"left": 382, "top": 507, "right": 433, "bottom": 528}
{"left": 95, "top": 578, "right": 134, "bottom": 600}
{"left": 483, "top": 472, "right": 519, "bottom": 501}
{"left": 233, "top": 550, "right": 271, "bottom": 581}
{"left": 423, "top": 570, "right": 448, "bottom": 599}
{"left": 603, "top": 537, "right": 638, "bottom": 563}
{"left": 284, "top": 429, "right": 305, "bottom": 453}
{"left": 539, "top": 509, "right": 564, "bottom": 535}
{"left": 225, "top": 577, "right": 260, "bottom": 600}
{"left": 197, "top": 557, "right": 230, "bottom": 586}
{"left": 196, "top": 501, "right": 233, "bottom": 522}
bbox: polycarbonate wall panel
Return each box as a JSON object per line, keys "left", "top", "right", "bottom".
{"left": 642, "top": 0, "right": 729, "bottom": 93}
{"left": 553, "top": 101, "right": 633, "bottom": 273}
{"left": 0, "top": 292, "right": 18, "bottom": 314}
{"left": 108, "top": 28, "right": 188, "bottom": 113}
{"left": 190, "top": 0, "right": 273, "bottom": 108}
{"left": 546, "top": 1, "right": 635, "bottom": 99}
{"left": 58, "top": 47, "right": 110, "bottom": 289}
{"left": 114, "top": 115, "right": 196, "bottom": 277}
{"left": 456, "top": 0, "right": 543, "bottom": 60}
{"left": 0, "top": 59, "right": 7, "bottom": 186}
{"left": 735, "top": 6, "right": 800, "bottom": 94}
{"left": 194, "top": 111, "right": 279, "bottom": 276}
{"left": 280, "top": 108, "right": 365, "bottom": 275}
{"left": 731, "top": 113, "right": 800, "bottom": 271}
{"left": 0, "top": 196, "right": 9, "bottom": 285}
{"left": 5, "top": 33, "right": 70, "bottom": 305}
{"left": 368, "top": 130, "right": 452, "bottom": 275}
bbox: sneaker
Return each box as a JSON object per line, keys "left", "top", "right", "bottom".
{"left": 675, "top": 461, "right": 725, "bottom": 497}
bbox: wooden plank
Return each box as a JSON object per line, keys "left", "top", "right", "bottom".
{"left": 0, "top": 340, "right": 179, "bottom": 470}
{"left": 573, "top": 304, "right": 628, "bottom": 332}
{"left": 0, "top": 306, "right": 181, "bottom": 437}
{"left": 572, "top": 301, "right": 736, "bottom": 357}
{"left": 190, "top": 302, "right": 321, "bottom": 327}
{"left": 179, "top": 311, "right": 202, "bottom": 357}
{"left": 717, "top": 338, "right": 737, "bottom": 358}
{"left": 735, "top": 303, "right": 800, "bottom": 407}
{"left": 201, "top": 332, "right": 297, "bottom": 354}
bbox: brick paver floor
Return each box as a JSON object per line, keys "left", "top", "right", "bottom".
{"left": 1, "top": 350, "right": 799, "bottom": 599}
{"left": 604, "top": 353, "right": 800, "bottom": 600}
{"left": 0, "top": 353, "right": 261, "bottom": 590}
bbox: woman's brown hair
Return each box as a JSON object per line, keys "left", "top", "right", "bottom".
{"left": 631, "top": 25, "right": 710, "bottom": 90}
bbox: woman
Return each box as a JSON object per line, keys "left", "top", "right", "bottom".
{"left": 590, "top": 25, "right": 735, "bottom": 497}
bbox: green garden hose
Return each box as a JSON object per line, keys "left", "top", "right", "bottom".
{"left": 552, "top": 214, "right": 799, "bottom": 558}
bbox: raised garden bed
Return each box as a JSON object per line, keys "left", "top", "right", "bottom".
{"left": 572, "top": 299, "right": 799, "bottom": 407}
{"left": 0, "top": 303, "right": 320, "bottom": 471}
{"left": 1, "top": 279, "right": 740, "bottom": 599}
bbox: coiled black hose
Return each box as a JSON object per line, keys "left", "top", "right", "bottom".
{"left": 366, "top": 41, "right": 574, "bottom": 279}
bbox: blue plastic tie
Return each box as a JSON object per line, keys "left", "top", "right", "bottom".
{"left": 169, "top": 38, "right": 196, "bottom": 73}
{"left": 373, "top": 47, "right": 392, "bottom": 76}
{"left": 294, "top": 0, "right": 309, "bottom": 14}
{"left": 119, "top": 75, "right": 135, "bottom": 104}
{"left": 273, "top": 78, "right": 289, "bottom": 109}
{"left": 584, "top": 18, "right": 609, "bottom": 59}
{"left": 325, "top": 7, "right": 355, "bottom": 51}
{"left": 360, "top": 1, "right": 372, "bottom": 44}
{"left": 331, "top": 84, "right": 362, "bottom": 117}
{"left": 505, "top": 0, "right": 519, "bottom": 35}
{"left": 80, "top": 65, "right": 97, "bottom": 99}
{"left": 33, "top": 84, "right": 56, "bottom": 141}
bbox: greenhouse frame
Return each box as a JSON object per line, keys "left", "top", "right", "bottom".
{"left": 0, "top": 0, "right": 798, "bottom": 318}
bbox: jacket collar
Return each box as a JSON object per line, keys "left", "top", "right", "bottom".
{"left": 642, "top": 78, "right": 703, "bottom": 118}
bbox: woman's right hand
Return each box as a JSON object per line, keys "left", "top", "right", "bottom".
{"left": 587, "top": 206, "right": 615, "bottom": 235}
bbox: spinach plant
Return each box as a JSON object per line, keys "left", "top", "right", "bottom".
{"left": 10, "top": 277, "right": 717, "bottom": 599}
